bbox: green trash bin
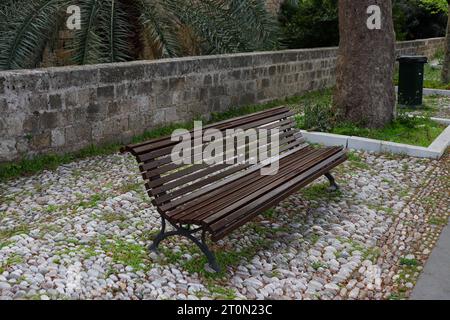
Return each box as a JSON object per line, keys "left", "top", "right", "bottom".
{"left": 397, "top": 56, "right": 428, "bottom": 107}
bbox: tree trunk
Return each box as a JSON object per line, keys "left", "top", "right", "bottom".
{"left": 441, "top": 4, "right": 450, "bottom": 83}
{"left": 333, "top": 0, "right": 396, "bottom": 128}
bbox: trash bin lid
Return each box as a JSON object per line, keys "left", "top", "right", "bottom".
{"left": 396, "top": 56, "right": 428, "bottom": 63}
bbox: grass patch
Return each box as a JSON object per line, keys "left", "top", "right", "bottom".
{"left": 0, "top": 240, "right": 14, "bottom": 249}
{"left": 206, "top": 283, "right": 237, "bottom": 300}
{"left": 0, "top": 143, "right": 119, "bottom": 182}
{"left": 0, "top": 225, "right": 30, "bottom": 240}
{"left": 101, "top": 212, "right": 127, "bottom": 223}
{"left": 329, "top": 115, "right": 445, "bottom": 147}
{"left": 400, "top": 258, "right": 418, "bottom": 267}
{"left": 428, "top": 216, "right": 448, "bottom": 226}
{"left": 347, "top": 151, "right": 370, "bottom": 170}
{"left": 311, "top": 261, "right": 328, "bottom": 270}
{"left": 118, "top": 182, "right": 143, "bottom": 194}
{"left": 262, "top": 209, "right": 276, "bottom": 220}
{"left": 78, "top": 194, "right": 105, "bottom": 209}
{"left": 0, "top": 254, "right": 24, "bottom": 274}
{"left": 295, "top": 88, "right": 445, "bottom": 147}
{"left": 102, "top": 239, "right": 150, "bottom": 271}
{"left": 300, "top": 182, "right": 342, "bottom": 201}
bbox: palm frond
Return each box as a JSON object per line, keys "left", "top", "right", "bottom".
{"left": 167, "top": 0, "right": 279, "bottom": 55}
{"left": 70, "top": 0, "right": 105, "bottom": 65}
{"left": 170, "top": 0, "right": 240, "bottom": 54}
{"left": 133, "top": 0, "right": 181, "bottom": 58}
{"left": 0, "top": 0, "right": 68, "bottom": 70}
{"left": 97, "top": 0, "right": 135, "bottom": 63}
{"left": 227, "top": 0, "right": 280, "bottom": 51}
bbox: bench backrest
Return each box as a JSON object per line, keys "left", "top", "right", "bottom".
{"left": 122, "top": 107, "right": 305, "bottom": 214}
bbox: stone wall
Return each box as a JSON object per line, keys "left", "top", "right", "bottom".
{"left": 395, "top": 37, "right": 445, "bottom": 58}
{"left": 0, "top": 37, "right": 445, "bottom": 162}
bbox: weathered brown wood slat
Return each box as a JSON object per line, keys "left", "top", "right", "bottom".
{"left": 158, "top": 141, "right": 309, "bottom": 212}
{"left": 136, "top": 111, "right": 295, "bottom": 163}
{"left": 164, "top": 145, "right": 315, "bottom": 219}
{"left": 145, "top": 131, "right": 304, "bottom": 204}
{"left": 126, "top": 107, "right": 291, "bottom": 156}
{"left": 142, "top": 123, "right": 298, "bottom": 179}
{"left": 169, "top": 146, "right": 327, "bottom": 223}
{"left": 202, "top": 147, "right": 341, "bottom": 226}
{"left": 211, "top": 155, "right": 347, "bottom": 241}
{"left": 121, "top": 106, "right": 347, "bottom": 272}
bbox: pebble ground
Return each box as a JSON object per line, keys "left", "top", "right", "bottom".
{"left": 0, "top": 149, "right": 448, "bottom": 300}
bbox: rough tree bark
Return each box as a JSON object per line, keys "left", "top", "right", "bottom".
{"left": 441, "top": 2, "right": 450, "bottom": 83}
{"left": 333, "top": 0, "right": 396, "bottom": 128}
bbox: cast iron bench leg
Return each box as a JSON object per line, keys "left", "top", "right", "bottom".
{"left": 325, "top": 172, "right": 339, "bottom": 191}
{"left": 149, "top": 217, "right": 221, "bottom": 273}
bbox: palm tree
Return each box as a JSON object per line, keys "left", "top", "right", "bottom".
{"left": 0, "top": 0, "right": 278, "bottom": 71}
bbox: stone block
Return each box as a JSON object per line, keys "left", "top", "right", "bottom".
{"left": 0, "top": 139, "right": 17, "bottom": 162}
{"left": 65, "top": 124, "right": 91, "bottom": 144}
{"left": 8, "top": 71, "right": 50, "bottom": 93}
{"left": 49, "top": 94, "right": 63, "bottom": 110}
{"left": 50, "top": 68, "right": 98, "bottom": 90}
{"left": 39, "top": 112, "right": 59, "bottom": 130}
{"left": 238, "top": 92, "right": 256, "bottom": 105}
{"left": 51, "top": 128, "right": 65, "bottom": 147}
{"left": 0, "top": 76, "right": 4, "bottom": 95}
{"left": 128, "top": 81, "right": 152, "bottom": 96}
{"left": 26, "top": 93, "right": 48, "bottom": 113}
{"left": 4, "top": 114, "right": 24, "bottom": 136}
{"left": 100, "top": 65, "right": 145, "bottom": 83}
{"left": 115, "top": 83, "right": 128, "bottom": 98}
{"left": 31, "top": 132, "right": 51, "bottom": 150}
{"left": 23, "top": 115, "right": 40, "bottom": 134}
{"left": 169, "top": 77, "right": 186, "bottom": 91}
{"left": 77, "top": 88, "right": 97, "bottom": 107}
{"left": 64, "top": 90, "right": 78, "bottom": 108}
{"left": 165, "top": 107, "right": 179, "bottom": 122}
{"left": 0, "top": 97, "right": 8, "bottom": 113}
{"left": 86, "top": 103, "right": 104, "bottom": 121}
{"left": 107, "top": 101, "right": 120, "bottom": 116}
{"left": 97, "top": 85, "right": 115, "bottom": 101}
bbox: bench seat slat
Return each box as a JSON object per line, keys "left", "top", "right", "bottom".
{"left": 169, "top": 146, "right": 328, "bottom": 223}
{"left": 163, "top": 146, "right": 315, "bottom": 219}
{"left": 201, "top": 147, "right": 342, "bottom": 227}
{"left": 210, "top": 153, "right": 347, "bottom": 241}
{"left": 158, "top": 140, "right": 309, "bottom": 212}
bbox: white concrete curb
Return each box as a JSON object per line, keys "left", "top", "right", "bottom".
{"left": 423, "top": 88, "right": 450, "bottom": 96}
{"left": 395, "top": 86, "right": 450, "bottom": 97}
{"left": 300, "top": 121, "right": 450, "bottom": 159}
{"left": 430, "top": 117, "right": 450, "bottom": 126}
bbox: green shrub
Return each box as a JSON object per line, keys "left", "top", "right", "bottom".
{"left": 278, "top": 0, "right": 448, "bottom": 49}
{"left": 278, "top": 0, "right": 339, "bottom": 49}
{"left": 301, "top": 101, "right": 335, "bottom": 132}
{"left": 393, "top": 0, "right": 447, "bottom": 41}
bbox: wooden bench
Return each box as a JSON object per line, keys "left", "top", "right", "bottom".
{"left": 121, "top": 106, "right": 347, "bottom": 272}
